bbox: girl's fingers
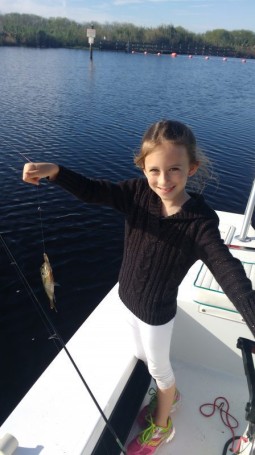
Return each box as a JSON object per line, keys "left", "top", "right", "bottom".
{"left": 22, "top": 163, "right": 59, "bottom": 184}
{"left": 23, "top": 165, "right": 41, "bottom": 185}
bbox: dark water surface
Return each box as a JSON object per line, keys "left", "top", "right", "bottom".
{"left": 0, "top": 47, "right": 255, "bottom": 424}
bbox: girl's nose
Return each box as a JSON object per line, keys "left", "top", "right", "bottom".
{"left": 158, "top": 172, "right": 170, "bottom": 185}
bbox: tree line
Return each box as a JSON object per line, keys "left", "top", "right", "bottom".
{"left": 0, "top": 13, "right": 255, "bottom": 58}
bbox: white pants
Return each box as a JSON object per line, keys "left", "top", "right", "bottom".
{"left": 119, "top": 298, "right": 175, "bottom": 390}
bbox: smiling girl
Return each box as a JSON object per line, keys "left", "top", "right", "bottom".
{"left": 22, "top": 120, "right": 255, "bottom": 455}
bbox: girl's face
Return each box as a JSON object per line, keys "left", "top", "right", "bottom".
{"left": 143, "top": 141, "right": 198, "bottom": 206}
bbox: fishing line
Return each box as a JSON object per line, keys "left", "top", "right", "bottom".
{"left": 18, "top": 152, "right": 46, "bottom": 254}
{"left": 36, "top": 193, "right": 46, "bottom": 255}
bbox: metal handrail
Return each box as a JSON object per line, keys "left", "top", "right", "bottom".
{"left": 236, "top": 179, "right": 255, "bottom": 242}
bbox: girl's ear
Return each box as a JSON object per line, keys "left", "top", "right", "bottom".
{"left": 188, "top": 163, "right": 199, "bottom": 177}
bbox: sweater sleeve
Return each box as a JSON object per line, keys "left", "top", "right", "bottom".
{"left": 195, "top": 219, "right": 255, "bottom": 337}
{"left": 54, "top": 165, "right": 136, "bottom": 214}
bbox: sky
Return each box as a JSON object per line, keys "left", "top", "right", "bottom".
{"left": 0, "top": 0, "right": 254, "bottom": 34}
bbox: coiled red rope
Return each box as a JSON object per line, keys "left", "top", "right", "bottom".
{"left": 199, "top": 397, "right": 248, "bottom": 453}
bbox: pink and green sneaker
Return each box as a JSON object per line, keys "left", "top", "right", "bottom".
{"left": 127, "top": 416, "right": 175, "bottom": 455}
{"left": 137, "top": 387, "right": 181, "bottom": 428}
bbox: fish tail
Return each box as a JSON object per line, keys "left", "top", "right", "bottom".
{"left": 50, "top": 298, "right": 58, "bottom": 312}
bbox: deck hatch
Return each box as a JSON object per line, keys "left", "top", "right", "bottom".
{"left": 193, "top": 260, "right": 255, "bottom": 313}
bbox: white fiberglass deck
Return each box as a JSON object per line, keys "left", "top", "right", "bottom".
{"left": 126, "top": 363, "right": 248, "bottom": 455}
{"left": 126, "top": 290, "right": 251, "bottom": 455}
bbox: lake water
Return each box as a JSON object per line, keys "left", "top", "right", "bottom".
{"left": 0, "top": 47, "right": 255, "bottom": 424}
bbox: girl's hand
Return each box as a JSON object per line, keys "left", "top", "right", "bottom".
{"left": 22, "top": 163, "right": 60, "bottom": 185}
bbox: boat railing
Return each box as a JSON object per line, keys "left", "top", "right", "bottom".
{"left": 236, "top": 179, "right": 255, "bottom": 242}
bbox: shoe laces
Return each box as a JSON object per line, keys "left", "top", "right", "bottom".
{"left": 139, "top": 416, "right": 171, "bottom": 444}
{"left": 139, "top": 416, "right": 157, "bottom": 444}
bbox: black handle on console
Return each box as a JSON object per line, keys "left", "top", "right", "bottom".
{"left": 237, "top": 337, "right": 255, "bottom": 429}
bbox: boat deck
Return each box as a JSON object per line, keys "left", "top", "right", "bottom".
{"left": 126, "top": 361, "right": 248, "bottom": 455}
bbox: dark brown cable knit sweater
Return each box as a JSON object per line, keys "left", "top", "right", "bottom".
{"left": 54, "top": 166, "right": 255, "bottom": 336}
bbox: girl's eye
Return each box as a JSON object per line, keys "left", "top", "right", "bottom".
{"left": 148, "top": 167, "right": 180, "bottom": 173}
{"left": 170, "top": 167, "right": 180, "bottom": 172}
{"left": 150, "top": 169, "right": 159, "bottom": 173}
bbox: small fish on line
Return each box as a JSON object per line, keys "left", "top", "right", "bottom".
{"left": 40, "top": 253, "right": 57, "bottom": 312}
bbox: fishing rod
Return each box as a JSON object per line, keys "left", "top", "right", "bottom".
{"left": 0, "top": 233, "right": 127, "bottom": 454}
{"left": 2, "top": 159, "right": 127, "bottom": 453}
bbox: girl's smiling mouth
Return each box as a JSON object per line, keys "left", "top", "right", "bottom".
{"left": 158, "top": 186, "right": 175, "bottom": 193}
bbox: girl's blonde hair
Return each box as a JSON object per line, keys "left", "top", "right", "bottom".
{"left": 134, "top": 120, "right": 213, "bottom": 193}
